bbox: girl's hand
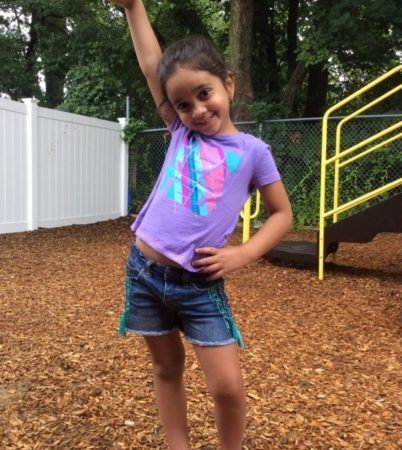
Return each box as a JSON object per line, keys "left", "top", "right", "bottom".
{"left": 110, "top": 0, "right": 135, "bottom": 9}
{"left": 192, "top": 246, "right": 251, "bottom": 280}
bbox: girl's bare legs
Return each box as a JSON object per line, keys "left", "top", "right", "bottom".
{"left": 194, "top": 343, "right": 246, "bottom": 450}
{"left": 145, "top": 332, "right": 190, "bottom": 450}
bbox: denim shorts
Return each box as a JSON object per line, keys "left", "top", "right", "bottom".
{"left": 117, "top": 242, "right": 244, "bottom": 348}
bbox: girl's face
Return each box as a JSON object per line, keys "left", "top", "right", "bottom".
{"left": 165, "top": 67, "right": 237, "bottom": 136}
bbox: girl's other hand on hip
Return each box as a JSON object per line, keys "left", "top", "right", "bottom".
{"left": 192, "top": 246, "right": 251, "bottom": 280}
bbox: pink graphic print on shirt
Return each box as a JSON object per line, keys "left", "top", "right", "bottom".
{"left": 160, "top": 135, "right": 242, "bottom": 216}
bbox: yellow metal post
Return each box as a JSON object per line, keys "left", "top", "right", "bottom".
{"left": 241, "top": 190, "right": 261, "bottom": 243}
{"left": 318, "top": 113, "right": 330, "bottom": 280}
{"left": 242, "top": 198, "right": 252, "bottom": 243}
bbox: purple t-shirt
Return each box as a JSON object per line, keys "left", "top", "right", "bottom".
{"left": 132, "top": 118, "right": 281, "bottom": 271}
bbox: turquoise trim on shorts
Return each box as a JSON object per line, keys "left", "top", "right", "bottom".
{"left": 208, "top": 286, "right": 244, "bottom": 348}
{"left": 117, "top": 275, "right": 131, "bottom": 337}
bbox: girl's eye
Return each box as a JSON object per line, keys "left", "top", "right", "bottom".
{"left": 176, "top": 103, "right": 189, "bottom": 112}
{"left": 199, "top": 89, "right": 210, "bottom": 99}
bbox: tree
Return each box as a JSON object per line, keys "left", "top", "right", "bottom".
{"left": 252, "top": 0, "right": 281, "bottom": 100}
{"left": 38, "top": 9, "right": 69, "bottom": 108}
{"left": 60, "top": 0, "right": 139, "bottom": 121}
{"left": 228, "top": 0, "right": 254, "bottom": 120}
{"left": 286, "top": 0, "right": 299, "bottom": 80}
{"left": 295, "top": 0, "right": 402, "bottom": 116}
{"left": 0, "top": 0, "right": 41, "bottom": 99}
{"left": 1, "top": 0, "right": 400, "bottom": 120}
{"left": 0, "top": 0, "right": 88, "bottom": 106}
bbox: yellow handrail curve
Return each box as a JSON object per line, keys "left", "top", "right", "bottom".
{"left": 319, "top": 65, "right": 402, "bottom": 279}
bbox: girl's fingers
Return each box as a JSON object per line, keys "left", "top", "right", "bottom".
{"left": 192, "top": 256, "right": 216, "bottom": 268}
{"left": 200, "top": 262, "right": 221, "bottom": 273}
{"left": 206, "top": 271, "right": 224, "bottom": 281}
{"left": 193, "top": 248, "right": 219, "bottom": 267}
{"left": 195, "top": 247, "right": 218, "bottom": 256}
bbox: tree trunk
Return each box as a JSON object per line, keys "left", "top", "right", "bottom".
{"left": 228, "top": 0, "right": 254, "bottom": 121}
{"left": 282, "top": 60, "right": 307, "bottom": 116}
{"left": 42, "top": 16, "right": 69, "bottom": 108}
{"left": 22, "top": 7, "right": 40, "bottom": 98}
{"left": 252, "top": 0, "right": 280, "bottom": 97}
{"left": 265, "top": 0, "right": 280, "bottom": 94}
{"left": 303, "top": 0, "right": 329, "bottom": 117}
{"left": 44, "top": 70, "right": 67, "bottom": 108}
{"left": 286, "top": 0, "right": 299, "bottom": 80}
{"left": 303, "top": 63, "right": 328, "bottom": 117}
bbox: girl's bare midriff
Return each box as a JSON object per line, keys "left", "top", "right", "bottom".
{"left": 135, "top": 237, "right": 182, "bottom": 268}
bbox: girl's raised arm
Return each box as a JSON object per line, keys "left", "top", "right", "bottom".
{"left": 112, "top": 0, "right": 176, "bottom": 126}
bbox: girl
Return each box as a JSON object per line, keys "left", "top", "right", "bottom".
{"left": 113, "top": 1, "right": 293, "bottom": 449}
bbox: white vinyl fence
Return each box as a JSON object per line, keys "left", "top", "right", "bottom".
{"left": 0, "top": 98, "right": 128, "bottom": 234}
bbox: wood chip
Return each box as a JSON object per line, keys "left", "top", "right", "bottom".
{"left": 0, "top": 218, "right": 400, "bottom": 448}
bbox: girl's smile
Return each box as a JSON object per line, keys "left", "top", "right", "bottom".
{"left": 166, "top": 67, "right": 238, "bottom": 135}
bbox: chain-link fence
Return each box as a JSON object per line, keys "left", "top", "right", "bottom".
{"left": 128, "top": 115, "right": 402, "bottom": 228}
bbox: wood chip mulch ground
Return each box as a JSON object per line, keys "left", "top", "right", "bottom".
{"left": 0, "top": 217, "right": 401, "bottom": 450}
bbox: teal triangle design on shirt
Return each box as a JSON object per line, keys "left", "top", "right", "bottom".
{"left": 226, "top": 151, "right": 242, "bottom": 173}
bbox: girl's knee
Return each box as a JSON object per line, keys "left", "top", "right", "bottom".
{"left": 209, "top": 375, "right": 244, "bottom": 404}
{"left": 146, "top": 333, "right": 185, "bottom": 382}
{"left": 151, "top": 355, "right": 185, "bottom": 382}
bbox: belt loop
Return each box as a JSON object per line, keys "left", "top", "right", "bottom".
{"left": 144, "top": 260, "right": 153, "bottom": 273}
{"left": 183, "top": 272, "right": 189, "bottom": 286}
{"left": 164, "top": 266, "right": 170, "bottom": 282}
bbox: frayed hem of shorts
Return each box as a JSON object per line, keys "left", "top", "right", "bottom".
{"left": 186, "top": 336, "right": 237, "bottom": 347}
{"left": 123, "top": 327, "right": 178, "bottom": 337}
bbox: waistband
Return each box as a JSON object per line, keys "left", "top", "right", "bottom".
{"left": 132, "top": 242, "right": 213, "bottom": 283}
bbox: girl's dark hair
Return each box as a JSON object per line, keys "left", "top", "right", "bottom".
{"left": 158, "top": 35, "right": 230, "bottom": 98}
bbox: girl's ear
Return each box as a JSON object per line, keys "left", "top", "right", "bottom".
{"left": 225, "top": 71, "right": 235, "bottom": 100}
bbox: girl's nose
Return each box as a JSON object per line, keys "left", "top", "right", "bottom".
{"left": 192, "top": 102, "right": 207, "bottom": 119}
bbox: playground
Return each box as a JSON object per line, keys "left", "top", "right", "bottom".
{"left": 1, "top": 216, "right": 400, "bottom": 449}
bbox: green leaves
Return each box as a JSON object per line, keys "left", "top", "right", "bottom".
{"left": 60, "top": 64, "right": 125, "bottom": 121}
{"left": 122, "top": 119, "right": 148, "bottom": 145}
{"left": 1, "top": 0, "right": 400, "bottom": 120}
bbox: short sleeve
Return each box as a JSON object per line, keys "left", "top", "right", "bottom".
{"left": 251, "top": 144, "right": 281, "bottom": 188}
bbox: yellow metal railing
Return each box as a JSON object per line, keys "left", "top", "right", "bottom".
{"left": 241, "top": 190, "right": 261, "bottom": 242}
{"left": 319, "top": 65, "right": 402, "bottom": 279}
{"left": 241, "top": 123, "right": 263, "bottom": 243}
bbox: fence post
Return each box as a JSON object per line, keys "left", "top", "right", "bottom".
{"left": 22, "top": 98, "right": 39, "bottom": 231}
{"left": 118, "top": 117, "right": 129, "bottom": 217}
